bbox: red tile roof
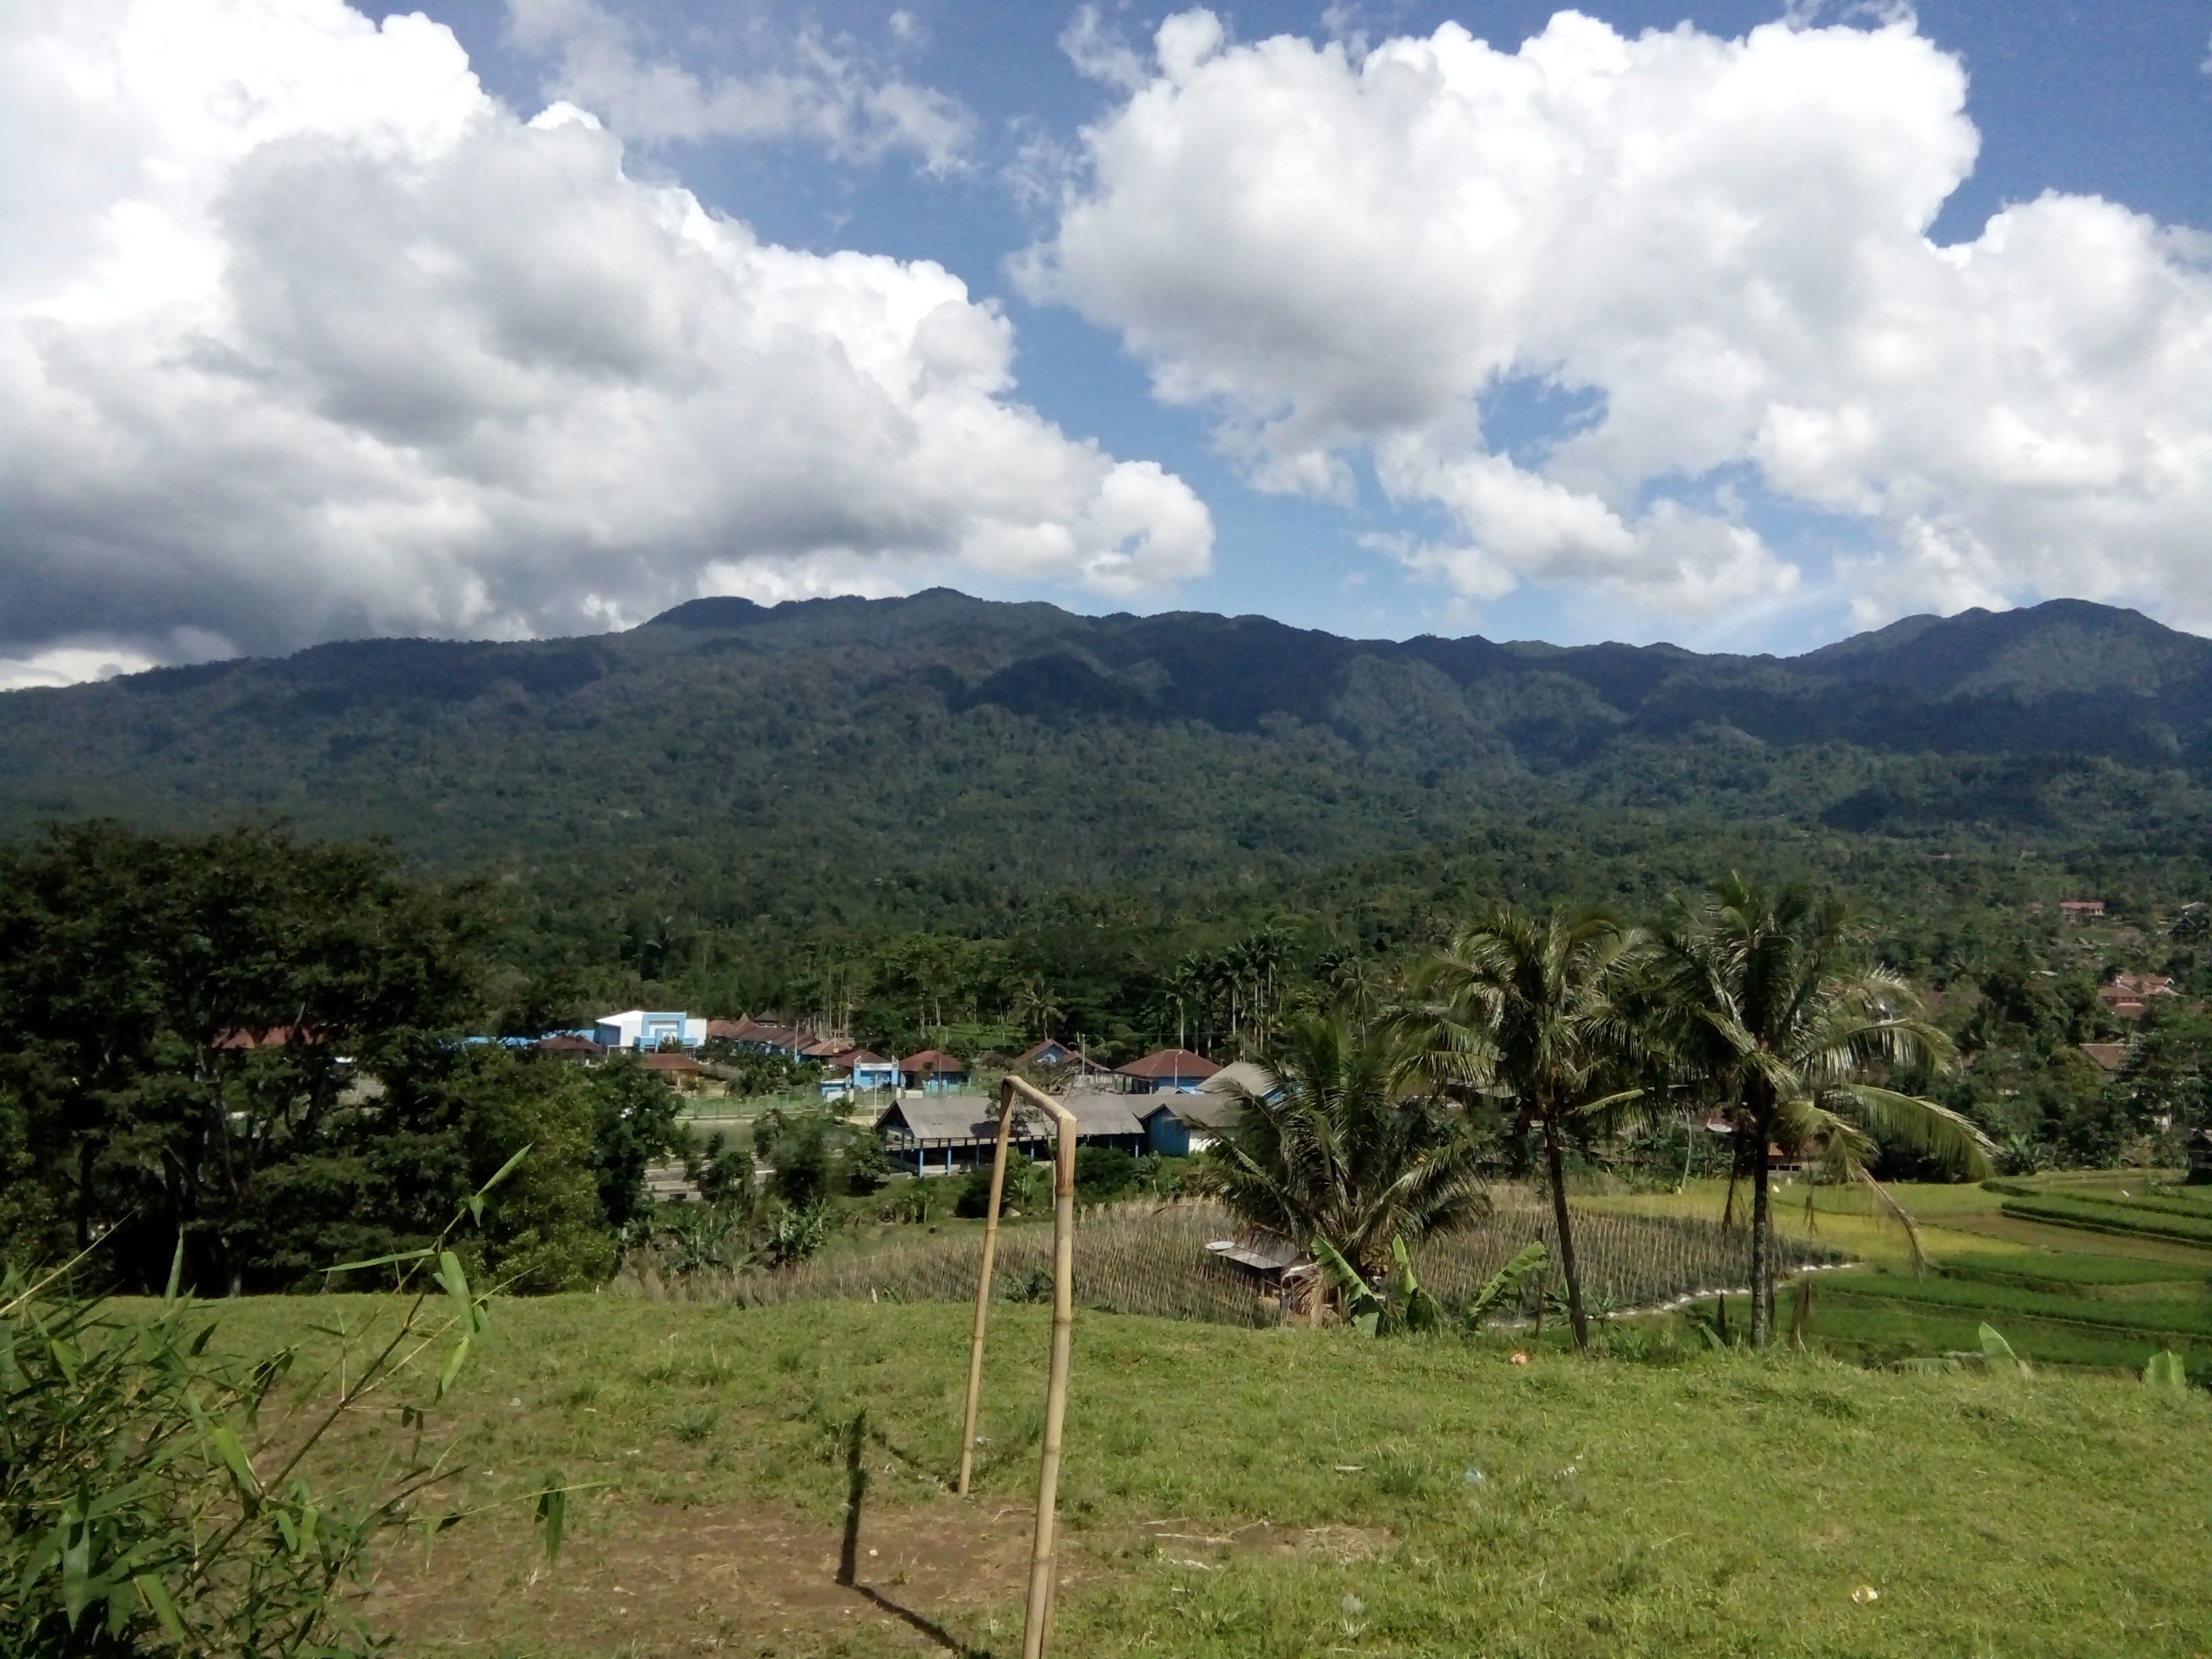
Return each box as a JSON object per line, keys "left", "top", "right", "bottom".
{"left": 1115, "top": 1048, "right": 1221, "bottom": 1080}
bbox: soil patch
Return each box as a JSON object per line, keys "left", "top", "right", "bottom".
{"left": 371, "top": 1494, "right": 1039, "bottom": 1657}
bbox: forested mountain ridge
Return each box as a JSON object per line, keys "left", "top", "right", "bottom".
{"left": 1, "top": 592, "right": 2208, "bottom": 966}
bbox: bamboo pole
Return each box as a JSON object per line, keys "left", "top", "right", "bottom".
{"left": 1021, "top": 1078, "right": 1078, "bottom": 1659}
{"left": 956, "top": 1095, "right": 1019, "bottom": 1497}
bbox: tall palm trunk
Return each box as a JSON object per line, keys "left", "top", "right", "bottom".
{"left": 1542, "top": 1117, "right": 1590, "bottom": 1351}
{"left": 1748, "top": 1131, "right": 1774, "bottom": 1347}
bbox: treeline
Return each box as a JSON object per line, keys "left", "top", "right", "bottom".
{"left": 0, "top": 823, "right": 685, "bottom": 1294}
{"left": 5, "top": 820, "right": 2209, "bottom": 1295}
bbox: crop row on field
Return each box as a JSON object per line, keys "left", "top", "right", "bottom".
{"left": 624, "top": 1200, "right": 1842, "bottom": 1324}
{"left": 2000, "top": 1197, "right": 2212, "bottom": 1246}
{"left": 1801, "top": 1293, "right": 2208, "bottom": 1373}
{"left": 1824, "top": 1269, "right": 2212, "bottom": 1340}
{"left": 1937, "top": 1251, "right": 2204, "bottom": 1290}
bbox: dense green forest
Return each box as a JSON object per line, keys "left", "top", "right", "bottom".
{"left": 1, "top": 592, "right": 2208, "bottom": 1288}
{"left": 1, "top": 588, "right": 2207, "bottom": 1011}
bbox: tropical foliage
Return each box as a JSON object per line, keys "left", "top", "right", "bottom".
{"left": 1200, "top": 1015, "right": 1489, "bottom": 1284}
{"left": 1649, "top": 876, "right": 1992, "bottom": 1343}
{"left": 1408, "top": 907, "right": 1647, "bottom": 1349}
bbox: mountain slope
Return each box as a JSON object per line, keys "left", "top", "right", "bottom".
{"left": 1, "top": 593, "right": 2207, "bottom": 945}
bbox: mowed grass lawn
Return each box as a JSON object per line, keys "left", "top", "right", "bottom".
{"left": 199, "top": 1293, "right": 2212, "bottom": 1658}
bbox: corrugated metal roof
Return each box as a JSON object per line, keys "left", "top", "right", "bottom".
{"left": 1200, "top": 1061, "right": 1279, "bottom": 1098}
{"left": 876, "top": 1094, "right": 1145, "bottom": 1143}
{"left": 1140, "top": 1093, "right": 1244, "bottom": 1131}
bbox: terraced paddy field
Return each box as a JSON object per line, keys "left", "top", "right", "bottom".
{"left": 1587, "top": 1173, "right": 2212, "bottom": 1378}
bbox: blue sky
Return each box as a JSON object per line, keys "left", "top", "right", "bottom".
{"left": 3, "top": 0, "right": 2210, "bottom": 686}
{"left": 415, "top": 0, "right": 2212, "bottom": 651}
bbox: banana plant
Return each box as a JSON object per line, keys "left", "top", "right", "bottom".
{"left": 1311, "top": 1234, "right": 1452, "bottom": 1335}
{"left": 1462, "top": 1242, "right": 1549, "bottom": 1332}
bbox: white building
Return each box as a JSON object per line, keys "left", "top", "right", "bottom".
{"left": 592, "top": 1010, "right": 709, "bottom": 1050}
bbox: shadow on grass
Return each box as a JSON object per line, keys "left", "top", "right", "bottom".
{"left": 841, "top": 1407, "right": 999, "bottom": 1658}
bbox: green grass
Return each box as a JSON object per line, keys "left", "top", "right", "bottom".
{"left": 176, "top": 1293, "right": 2212, "bottom": 1659}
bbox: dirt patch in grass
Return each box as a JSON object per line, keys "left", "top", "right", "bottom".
{"left": 373, "top": 1494, "right": 1039, "bottom": 1658}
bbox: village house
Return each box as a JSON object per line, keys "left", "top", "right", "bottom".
{"left": 875, "top": 1093, "right": 1146, "bottom": 1176}
{"left": 2057, "top": 899, "right": 2106, "bottom": 921}
{"left": 593, "top": 1009, "right": 709, "bottom": 1050}
{"left": 1113, "top": 1047, "right": 1221, "bottom": 1094}
{"left": 1015, "top": 1038, "right": 1111, "bottom": 1077}
{"left": 899, "top": 1048, "right": 970, "bottom": 1092}
{"left": 819, "top": 1048, "right": 899, "bottom": 1098}
{"left": 1138, "top": 1061, "right": 1278, "bottom": 1155}
{"left": 2097, "top": 974, "right": 2177, "bottom": 1021}
{"left": 2077, "top": 1041, "right": 2129, "bottom": 1073}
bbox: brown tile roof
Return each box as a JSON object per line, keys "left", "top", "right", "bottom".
{"left": 1115, "top": 1048, "right": 1221, "bottom": 1081}
{"left": 2077, "top": 1042, "right": 2129, "bottom": 1071}
{"left": 640, "top": 1052, "right": 703, "bottom": 1074}
{"left": 899, "top": 1049, "right": 967, "bottom": 1074}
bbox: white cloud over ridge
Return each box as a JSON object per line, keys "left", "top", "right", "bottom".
{"left": 0, "top": 0, "right": 1210, "bottom": 672}
{"left": 1025, "top": 10, "right": 2212, "bottom": 628}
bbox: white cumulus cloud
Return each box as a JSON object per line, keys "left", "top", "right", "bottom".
{"left": 1023, "top": 9, "right": 2212, "bottom": 629}
{"left": 0, "top": 0, "right": 1211, "bottom": 676}
{"left": 505, "top": 0, "right": 975, "bottom": 171}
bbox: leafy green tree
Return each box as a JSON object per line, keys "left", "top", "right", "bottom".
{"left": 1649, "top": 876, "right": 1990, "bottom": 1345}
{"left": 1411, "top": 907, "right": 1646, "bottom": 1351}
{"left": 0, "top": 822, "right": 489, "bottom": 1292}
{"left": 585, "top": 1057, "right": 685, "bottom": 1231}
{"left": 1202, "top": 1013, "right": 1487, "bottom": 1282}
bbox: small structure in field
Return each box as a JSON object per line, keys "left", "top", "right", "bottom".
{"left": 1113, "top": 1047, "right": 1220, "bottom": 1094}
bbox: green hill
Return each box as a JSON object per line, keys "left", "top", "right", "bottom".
{"left": 1, "top": 592, "right": 2208, "bottom": 966}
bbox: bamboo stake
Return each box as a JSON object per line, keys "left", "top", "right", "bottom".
{"left": 956, "top": 1096, "right": 1019, "bottom": 1497}
{"left": 1022, "top": 1078, "right": 1078, "bottom": 1659}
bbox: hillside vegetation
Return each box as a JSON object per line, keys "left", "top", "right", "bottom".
{"left": 3, "top": 594, "right": 2209, "bottom": 972}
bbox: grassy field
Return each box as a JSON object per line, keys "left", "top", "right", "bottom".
{"left": 190, "top": 1292, "right": 2212, "bottom": 1658}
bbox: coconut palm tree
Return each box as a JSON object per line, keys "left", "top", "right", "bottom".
{"left": 1202, "top": 1012, "right": 1488, "bottom": 1285}
{"left": 1650, "top": 874, "right": 1992, "bottom": 1346}
{"left": 1410, "top": 907, "right": 1647, "bottom": 1351}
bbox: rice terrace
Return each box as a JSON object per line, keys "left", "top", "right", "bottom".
{"left": 11, "top": 0, "right": 2212, "bottom": 1654}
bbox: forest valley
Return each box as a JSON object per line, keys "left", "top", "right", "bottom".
{"left": 3, "top": 819, "right": 2206, "bottom": 1300}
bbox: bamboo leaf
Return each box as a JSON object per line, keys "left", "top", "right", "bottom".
{"left": 436, "top": 1331, "right": 470, "bottom": 1401}
{"left": 211, "top": 1422, "right": 264, "bottom": 1511}
{"left": 134, "top": 1574, "right": 187, "bottom": 1643}
{"left": 535, "top": 1482, "right": 567, "bottom": 1567}
{"left": 479, "top": 1143, "right": 532, "bottom": 1199}
{"left": 325, "top": 1247, "right": 434, "bottom": 1275}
